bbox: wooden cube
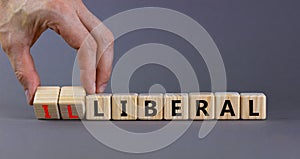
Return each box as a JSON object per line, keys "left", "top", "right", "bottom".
{"left": 189, "top": 92, "right": 215, "bottom": 120}
{"left": 241, "top": 93, "right": 266, "bottom": 120}
{"left": 112, "top": 94, "right": 138, "bottom": 120}
{"left": 59, "top": 86, "right": 86, "bottom": 120}
{"left": 215, "top": 92, "right": 240, "bottom": 120}
{"left": 86, "top": 94, "right": 112, "bottom": 120}
{"left": 138, "top": 93, "right": 163, "bottom": 120}
{"left": 59, "top": 99, "right": 85, "bottom": 119}
{"left": 164, "top": 93, "right": 189, "bottom": 120}
{"left": 33, "top": 86, "right": 60, "bottom": 119}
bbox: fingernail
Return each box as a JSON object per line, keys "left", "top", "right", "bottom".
{"left": 98, "top": 84, "right": 107, "bottom": 93}
{"left": 25, "top": 89, "right": 30, "bottom": 103}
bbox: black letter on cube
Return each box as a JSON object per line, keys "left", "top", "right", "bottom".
{"left": 172, "top": 100, "right": 182, "bottom": 116}
{"left": 196, "top": 100, "right": 209, "bottom": 116}
{"left": 145, "top": 100, "right": 157, "bottom": 116}
{"left": 220, "top": 100, "right": 235, "bottom": 116}
{"left": 120, "top": 100, "right": 128, "bottom": 117}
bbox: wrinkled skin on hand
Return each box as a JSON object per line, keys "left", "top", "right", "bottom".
{"left": 0, "top": 0, "right": 114, "bottom": 105}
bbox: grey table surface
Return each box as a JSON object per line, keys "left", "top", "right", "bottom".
{"left": 0, "top": 0, "right": 299, "bottom": 158}
{"left": 0, "top": 117, "right": 299, "bottom": 159}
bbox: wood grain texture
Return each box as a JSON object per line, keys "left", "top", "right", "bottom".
{"left": 138, "top": 93, "right": 163, "bottom": 120}
{"left": 189, "top": 92, "right": 215, "bottom": 120}
{"left": 241, "top": 93, "right": 266, "bottom": 120}
{"left": 86, "top": 94, "right": 112, "bottom": 120}
{"left": 164, "top": 93, "right": 189, "bottom": 120}
{"left": 33, "top": 86, "right": 60, "bottom": 119}
{"left": 215, "top": 92, "right": 240, "bottom": 120}
{"left": 61, "top": 86, "right": 85, "bottom": 90}
{"left": 36, "top": 86, "right": 60, "bottom": 91}
{"left": 112, "top": 93, "right": 138, "bottom": 120}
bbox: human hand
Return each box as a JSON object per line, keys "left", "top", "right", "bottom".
{"left": 0, "top": 0, "right": 114, "bottom": 105}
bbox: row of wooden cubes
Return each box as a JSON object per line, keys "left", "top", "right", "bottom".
{"left": 33, "top": 86, "right": 267, "bottom": 120}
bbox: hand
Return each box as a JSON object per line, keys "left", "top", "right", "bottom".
{"left": 0, "top": 0, "right": 114, "bottom": 105}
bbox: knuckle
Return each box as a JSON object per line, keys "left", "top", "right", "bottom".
{"left": 45, "top": 0, "right": 74, "bottom": 16}
{"left": 101, "top": 29, "right": 114, "bottom": 52}
{"left": 14, "top": 70, "right": 40, "bottom": 88}
{"left": 0, "top": 35, "right": 26, "bottom": 56}
{"left": 14, "top": 70, "right": 27, "bottom": 84}
{"left": 1, "top": 38, "right": 11, "bottom": 54}
{"left": 1, "top": 42, "right": 13, "bottom": 55}
{"left": 78, "top": 35, "right": 97, "bottom": 52}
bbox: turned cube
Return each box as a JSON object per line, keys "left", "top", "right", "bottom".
{"left": 33, "top": 86, "right": 60, "bottom": 119}
{"left": 58, "top": 86, "right": 86, "bottom": 119}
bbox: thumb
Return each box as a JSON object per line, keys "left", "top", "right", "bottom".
{"left": 5, "top": 45, "right": 40, "bottom": 105}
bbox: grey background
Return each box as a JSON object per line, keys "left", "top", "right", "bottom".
{"left": 0, "top": 0, "right": 299, "bottom": 158}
